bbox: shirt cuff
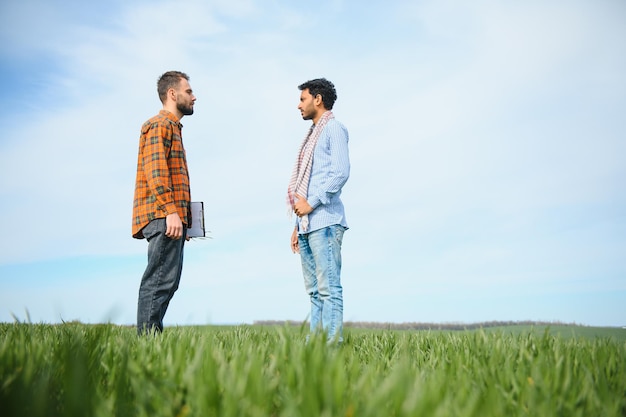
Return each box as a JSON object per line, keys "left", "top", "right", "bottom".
{"left": 307, "top": 195, "right": 322, "bottom": 210}
{"left": 164, "top": 202, "right": 178, "bottom": 215}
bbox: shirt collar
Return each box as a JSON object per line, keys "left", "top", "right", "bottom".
{"left": 159, "top": 109, "right": 183, "bottom": 128}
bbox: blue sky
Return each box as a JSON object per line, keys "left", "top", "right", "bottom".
{"left": 1, "top": 0, "right": 624, "bottom": 327}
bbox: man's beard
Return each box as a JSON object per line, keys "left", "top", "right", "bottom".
{"left": 178, "top": 102, "right": 194, "bottom": 116}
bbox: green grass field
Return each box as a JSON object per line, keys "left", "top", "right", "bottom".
{"left": 1, "top": 322, "right": 624, "bottom": 416}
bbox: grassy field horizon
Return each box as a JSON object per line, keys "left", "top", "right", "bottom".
{"left": 255, "top": 319, "right": 626, "bottom": 338}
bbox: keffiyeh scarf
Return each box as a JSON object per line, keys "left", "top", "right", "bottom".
{"left": 287, "top": 111, "right": 334, "bottom": 231}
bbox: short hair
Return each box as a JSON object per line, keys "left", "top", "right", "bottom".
{"left": 157, "top": 71, "right": 190, "bottom": 103}
{"left": 298, "top": 78, "right": 337, "bottom": 110}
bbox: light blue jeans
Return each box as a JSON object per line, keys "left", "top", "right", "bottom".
{"left": 298, "top": 224, "right": 346, "bottom": 343}
{"left": 137, "top": 218, "right": 186, "bottom": 335}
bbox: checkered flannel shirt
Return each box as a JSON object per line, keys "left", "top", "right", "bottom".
{"left": 132, "top": 110, "right": 191, "bottom": 238}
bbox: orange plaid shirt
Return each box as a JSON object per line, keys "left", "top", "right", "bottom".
{"left": 132, "top": 110, "right": 191, "bottom": 238}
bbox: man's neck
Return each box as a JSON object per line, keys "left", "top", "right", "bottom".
{"left": 312, "top": 108, "right": 328, "bottom": 125}
{"left": 164, "top": 104, "right": 183, "bottom": 120}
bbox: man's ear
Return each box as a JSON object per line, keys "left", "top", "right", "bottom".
{"left": 168, "top": 88, "right": 177, "bottom": 102}
{"left": 314, "top": 94, "right": 323, "bottom": 107}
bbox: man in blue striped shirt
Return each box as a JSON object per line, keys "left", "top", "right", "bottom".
{"left": 288, "top": 78, "right": 350, "bottom": 344}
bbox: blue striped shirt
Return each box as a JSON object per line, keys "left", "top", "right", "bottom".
{"left": 297, "top": 118, "right": 350, "bottom": 234}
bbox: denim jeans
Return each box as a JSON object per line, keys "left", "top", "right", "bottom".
{"left": 137, "top": 218, "right": 186, "bottom": 335}
{"left": 298, "top": 224, "right": 346, "bottom": 343}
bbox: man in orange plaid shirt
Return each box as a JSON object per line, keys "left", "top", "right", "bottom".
{"left": 132, "top": 71, "right": 196, "bottom": 335}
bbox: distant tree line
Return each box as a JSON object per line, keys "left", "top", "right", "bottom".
{"left": 252, "top": 320, "right": 583, "bottom": 331}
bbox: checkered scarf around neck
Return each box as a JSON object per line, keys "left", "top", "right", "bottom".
{"left": 287, "top": 110, "right": 334, "bottom": 232}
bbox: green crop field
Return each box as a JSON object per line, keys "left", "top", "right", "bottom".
{"left": 1, "top": 322, "right": 624, "bottom": 416}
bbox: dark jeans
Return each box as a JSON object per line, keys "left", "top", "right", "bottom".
{"left": 137, "top": 218, "right": 186, "bottom": 335}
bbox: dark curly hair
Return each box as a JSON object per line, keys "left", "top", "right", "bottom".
{"left": 157, "top": 71, "right": 190, "bottom": 103}
{"left": 298, "top": 78, "right": 337, "bottom": 110}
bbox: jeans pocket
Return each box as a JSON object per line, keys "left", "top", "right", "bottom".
{"left": 142, "top": 219, "right": 165, "bottom": 241}
{"left": 331, "top": 225, "right": 345, "bottom": 246}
